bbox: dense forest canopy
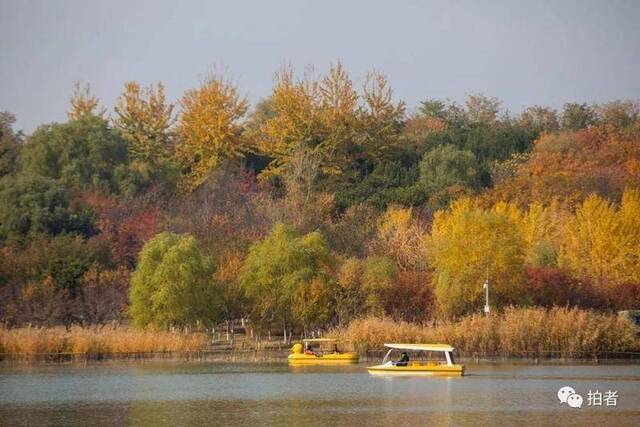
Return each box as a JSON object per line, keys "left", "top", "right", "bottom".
{"left": 1, "top": 63, "right": 639, "bottom": 332}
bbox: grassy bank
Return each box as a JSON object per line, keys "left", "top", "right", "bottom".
{"left": 331, "top": 307, "right": 640, "bottom": 358}
{"left": 2, "top": 308, "right": 639, "bottom": 362}
{"left": 0, "top": 326, "right": 208, "bottom": 358}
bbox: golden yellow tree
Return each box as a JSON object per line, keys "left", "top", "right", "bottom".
{"left": 357, "top": 70, "right": 406, "bottom": 161}
{"left": 68, "top": 81, "right": 106, "bottom": 120}
{"left": 318, "top": 62, "right": 358, "bottom": 173}
{"left": 559, "top": 189, "right": 640, "bottom": 285}
{"left": 619, "top": 189, "right": 640, "bottom": 279}
{"left": 176, "top": 75, "right": 248, "bottom": 190}
{"left": 114, "top": 81, "right": 175, "bottom": 163}
{"left": 429, "top": 199, "right": 527, "bottom": 317}
{"left": 259, "top": 63, "right": 404, "bottom": 176}
{"left": 493, "top": 200, "right": 566, "bottom": 266}
{"left": 260, "top": 67, "right": 324, "bottom": 175}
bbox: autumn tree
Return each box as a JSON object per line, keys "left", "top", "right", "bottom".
{"left": 326, "top": 203, "right": 379, "bottom": 257}
{"left": 176, "top": 74, "right": 249, "bottom": 190}
{"left": 79, "top": 266, "right": 130, "bottom": 325}
{"left": 335, "top": 256, "right": 397, "bottom": 323}
{"left": 318, "top": 63, "right": 359, "bottom": 172}
{"left": 559, "top": 190, "right": 640, "bottom": 286}
{"left": 68, "top": 82, "right": 106, "bottom": 120}
{"left": 486, "top": 125, "right": 640, "bottom": 206}
{"left": 84, "top": 192, "right": 160, "bottom": 268}
{"left": 259, "top": 63, "right": 404, "bottom": 177}
{"left": 369, "top": 206, "right": 426, "bottom": 271}
{"left": 166, "top": 168, "right": 271, "bottom": 254}
{"left": 129, "top": 232, "right": 222, "bottom": 328}
{"left": 214, "top": 250, "right": 247, "bottom": 342}
{"left": 524, "top": 266, "right": 604, "bottom": 309}
{"left": 259, "top": 67, "right": 324, "bottom": 175}
{"left": 429, "top": 199, "right": 527, "bottom": 317}
{"left": 114, "top": 81, "right": 175, "bottom": 164}
{"left": 499, "top": 200, "right": 565, "bottom": 267}
{"left": 356, "top": 71, "right": 406, "bottom": 162}
{"left": 465, "top": 94, "right": 501, "bottom": 124}
{"left": 597, "top": 100, "right": 639, "bottom": 129}
{"left": 278, "top": 147, "right": 337, "bottom": 234}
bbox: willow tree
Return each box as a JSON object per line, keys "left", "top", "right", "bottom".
{"left": 176, "top": 75, "right": 248, "bottom": 190}
{"left": 129, "top": 232, "right": 221, "bottom": 329}
{"left": 239, "top": 223, "right": 334, "bottom": 340}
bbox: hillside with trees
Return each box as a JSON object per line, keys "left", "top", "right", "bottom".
{"left": 1, "top": 63, "right": 639, "bottom": 340}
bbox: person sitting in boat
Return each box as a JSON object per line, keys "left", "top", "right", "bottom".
{"left": 394, "top": 351, "right": 410, "bottom": 366}
{"left": 304, "top": 344, "right": 316, "bottom": 356}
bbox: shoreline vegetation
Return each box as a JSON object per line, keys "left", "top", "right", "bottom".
{"left": 2, "top": 308, "right": 638, "bottom": 364}
{"left": 2, "top": 66, "right": 640, "bottom": 363}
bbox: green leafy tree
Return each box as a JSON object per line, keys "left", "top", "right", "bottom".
{"left": 561, "top": 103, "right": 598, "bottom": 130}
{"left": 22, "top": 116, "right": 129, "bottom": 191}
{"left": 0, "top": 175, "right": 93, "bottom": 241}
{"left": 419, "top": 99, "right": 448, "bottom": 120}
{"left": 419, "top": 144, "right": 479, "bottom": 193}
{"left": 239, "top": 223, "right": 334, "bottom": 338}
{"left": 0, "top": 112, "right": 22, "bottom": 177}
{"left": 129, "top": 232, "right": 221, "bottom": 328}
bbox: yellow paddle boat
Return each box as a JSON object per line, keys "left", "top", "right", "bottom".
{"left": 288, "top": 338, "right": 359, "bottom": 365}
{"left": 367, "top": 343, "right": 464, "bottom": 376}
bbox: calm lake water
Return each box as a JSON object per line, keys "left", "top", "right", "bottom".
{"left": 1, "top": 362, "right": 639, "bottom": 426}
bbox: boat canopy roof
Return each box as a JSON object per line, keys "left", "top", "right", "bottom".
{"left": 303, "top": 338, "right": 337, "bottom": 343}
{"left": 384, "top": 343, "right": 455, "bottom": 352}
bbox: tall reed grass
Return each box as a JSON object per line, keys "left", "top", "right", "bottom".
{"left": 0, "top": 326, "right": 208, "bottom": 356}
{"left": 331, "top": 307, "right": 640, "bottom": 358}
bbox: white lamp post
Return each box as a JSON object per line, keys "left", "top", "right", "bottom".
{"left": 483, "top": 277, "right": 490, "bottom": 315}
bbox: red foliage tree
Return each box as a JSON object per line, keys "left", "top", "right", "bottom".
{"left": 385, "top": 271, "right": 435, "bottom": 322}
{"left": 524, "top": 266, "right": 606, "bottom": 309}
{"left": 82, "top": 192, "right": 161, "bottom": 268}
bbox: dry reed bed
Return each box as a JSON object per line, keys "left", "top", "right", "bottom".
{"left": 332, "top": 307, "right": 640, "bottom": 358}
{"left": 0, "top": 327, "right": 208, "bottom": 356}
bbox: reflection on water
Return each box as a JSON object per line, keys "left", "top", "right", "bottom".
{"left": 1, "top": 362, "right": 639, "bottom": 426}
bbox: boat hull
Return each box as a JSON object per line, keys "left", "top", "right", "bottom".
{"left": 288, "top": 352, "right": 359, "bottom": 365}
{"left": 367, "top": 363, "right": 464, "bottom": 376}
